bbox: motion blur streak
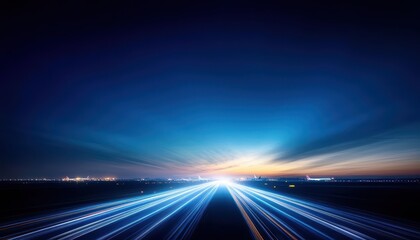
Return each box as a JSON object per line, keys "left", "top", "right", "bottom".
{"left": 0, "top": 182, "right": 217, "bottom": 240}
{"left": 1, "top": 181, "right": 419, "bottom": 240}
{"left": 226, "top": 182, "right": 419, "bottom": 240}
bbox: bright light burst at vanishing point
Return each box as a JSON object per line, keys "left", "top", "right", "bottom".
{"left": 1, "top": 181, "right": 418, "bottom": 240}
{"left": 1, "top": 2, "right": 420, "bottom": 240}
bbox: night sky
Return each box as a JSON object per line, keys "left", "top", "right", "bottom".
{"left": 1, "top": 1, "right": 419, "bottom": 178}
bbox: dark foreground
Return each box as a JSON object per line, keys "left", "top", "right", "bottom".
{"left": 245, "top": 181, "right": 420, "bottom": 225}
{"left": 0, "top": 181, "right": 419, "bottom": 239}
{"left": 191, "top": 185, "right": 252, "bottom": 240}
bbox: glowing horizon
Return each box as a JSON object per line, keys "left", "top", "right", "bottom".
{"left": 1, "top": 1, "right": 420, "bottom": 179}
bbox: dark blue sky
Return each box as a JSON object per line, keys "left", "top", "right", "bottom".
{"left": 1, "top": 1, "right": 420, "bottom": 178}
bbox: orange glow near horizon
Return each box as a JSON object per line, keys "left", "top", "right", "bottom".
{"left": 181, "top": 146, "right": 420, "bottom": 178}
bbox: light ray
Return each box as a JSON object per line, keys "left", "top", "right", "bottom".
{"left": 1, "top": 182, "right": 219, "bottom": 240}
{"left": 226, "top": 182, "right": 419, "bottom": 240}
{"left": 1, "top": 181, "right": 418, "bottom": 240}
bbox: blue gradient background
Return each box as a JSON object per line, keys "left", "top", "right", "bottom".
{"left": 1, "top": 1, "right": 419, "bottom": 178}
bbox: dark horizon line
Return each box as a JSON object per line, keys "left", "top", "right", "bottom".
{"left": 2, "top": 175, "right": 420, "bottom": 180}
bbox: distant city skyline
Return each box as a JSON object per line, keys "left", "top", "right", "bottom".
{"left": 1, "top": 2, "right": 420, "bottom": 178}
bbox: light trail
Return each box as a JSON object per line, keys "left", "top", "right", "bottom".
{"left": 0, "top": 182, "right": 218, "bottom": 240}
{"left": 226, "top": 182, "right": 420, "bottom": 240}
{"left": 1, "top": 181, "right": 418, "bottom": 240}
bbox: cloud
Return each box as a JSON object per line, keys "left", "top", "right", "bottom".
{"left": 265, "top": 124, "right": 420, "bottom": 176}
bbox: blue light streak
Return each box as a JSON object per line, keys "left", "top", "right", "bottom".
{"left": 226, "top": 182, "right": 419, "bottom": 239}
{"left": 1, "top": 181, "right": 418, "bottom": 239}
{"left": 1, "top": 182, "right": 218, "bottom": 239}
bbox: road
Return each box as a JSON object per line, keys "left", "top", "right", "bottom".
{"left": 1, "top": 181, "right": 419, "bottom": 239}
{"left": 191, "top": 185, "right": 252, "bottom": 240}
